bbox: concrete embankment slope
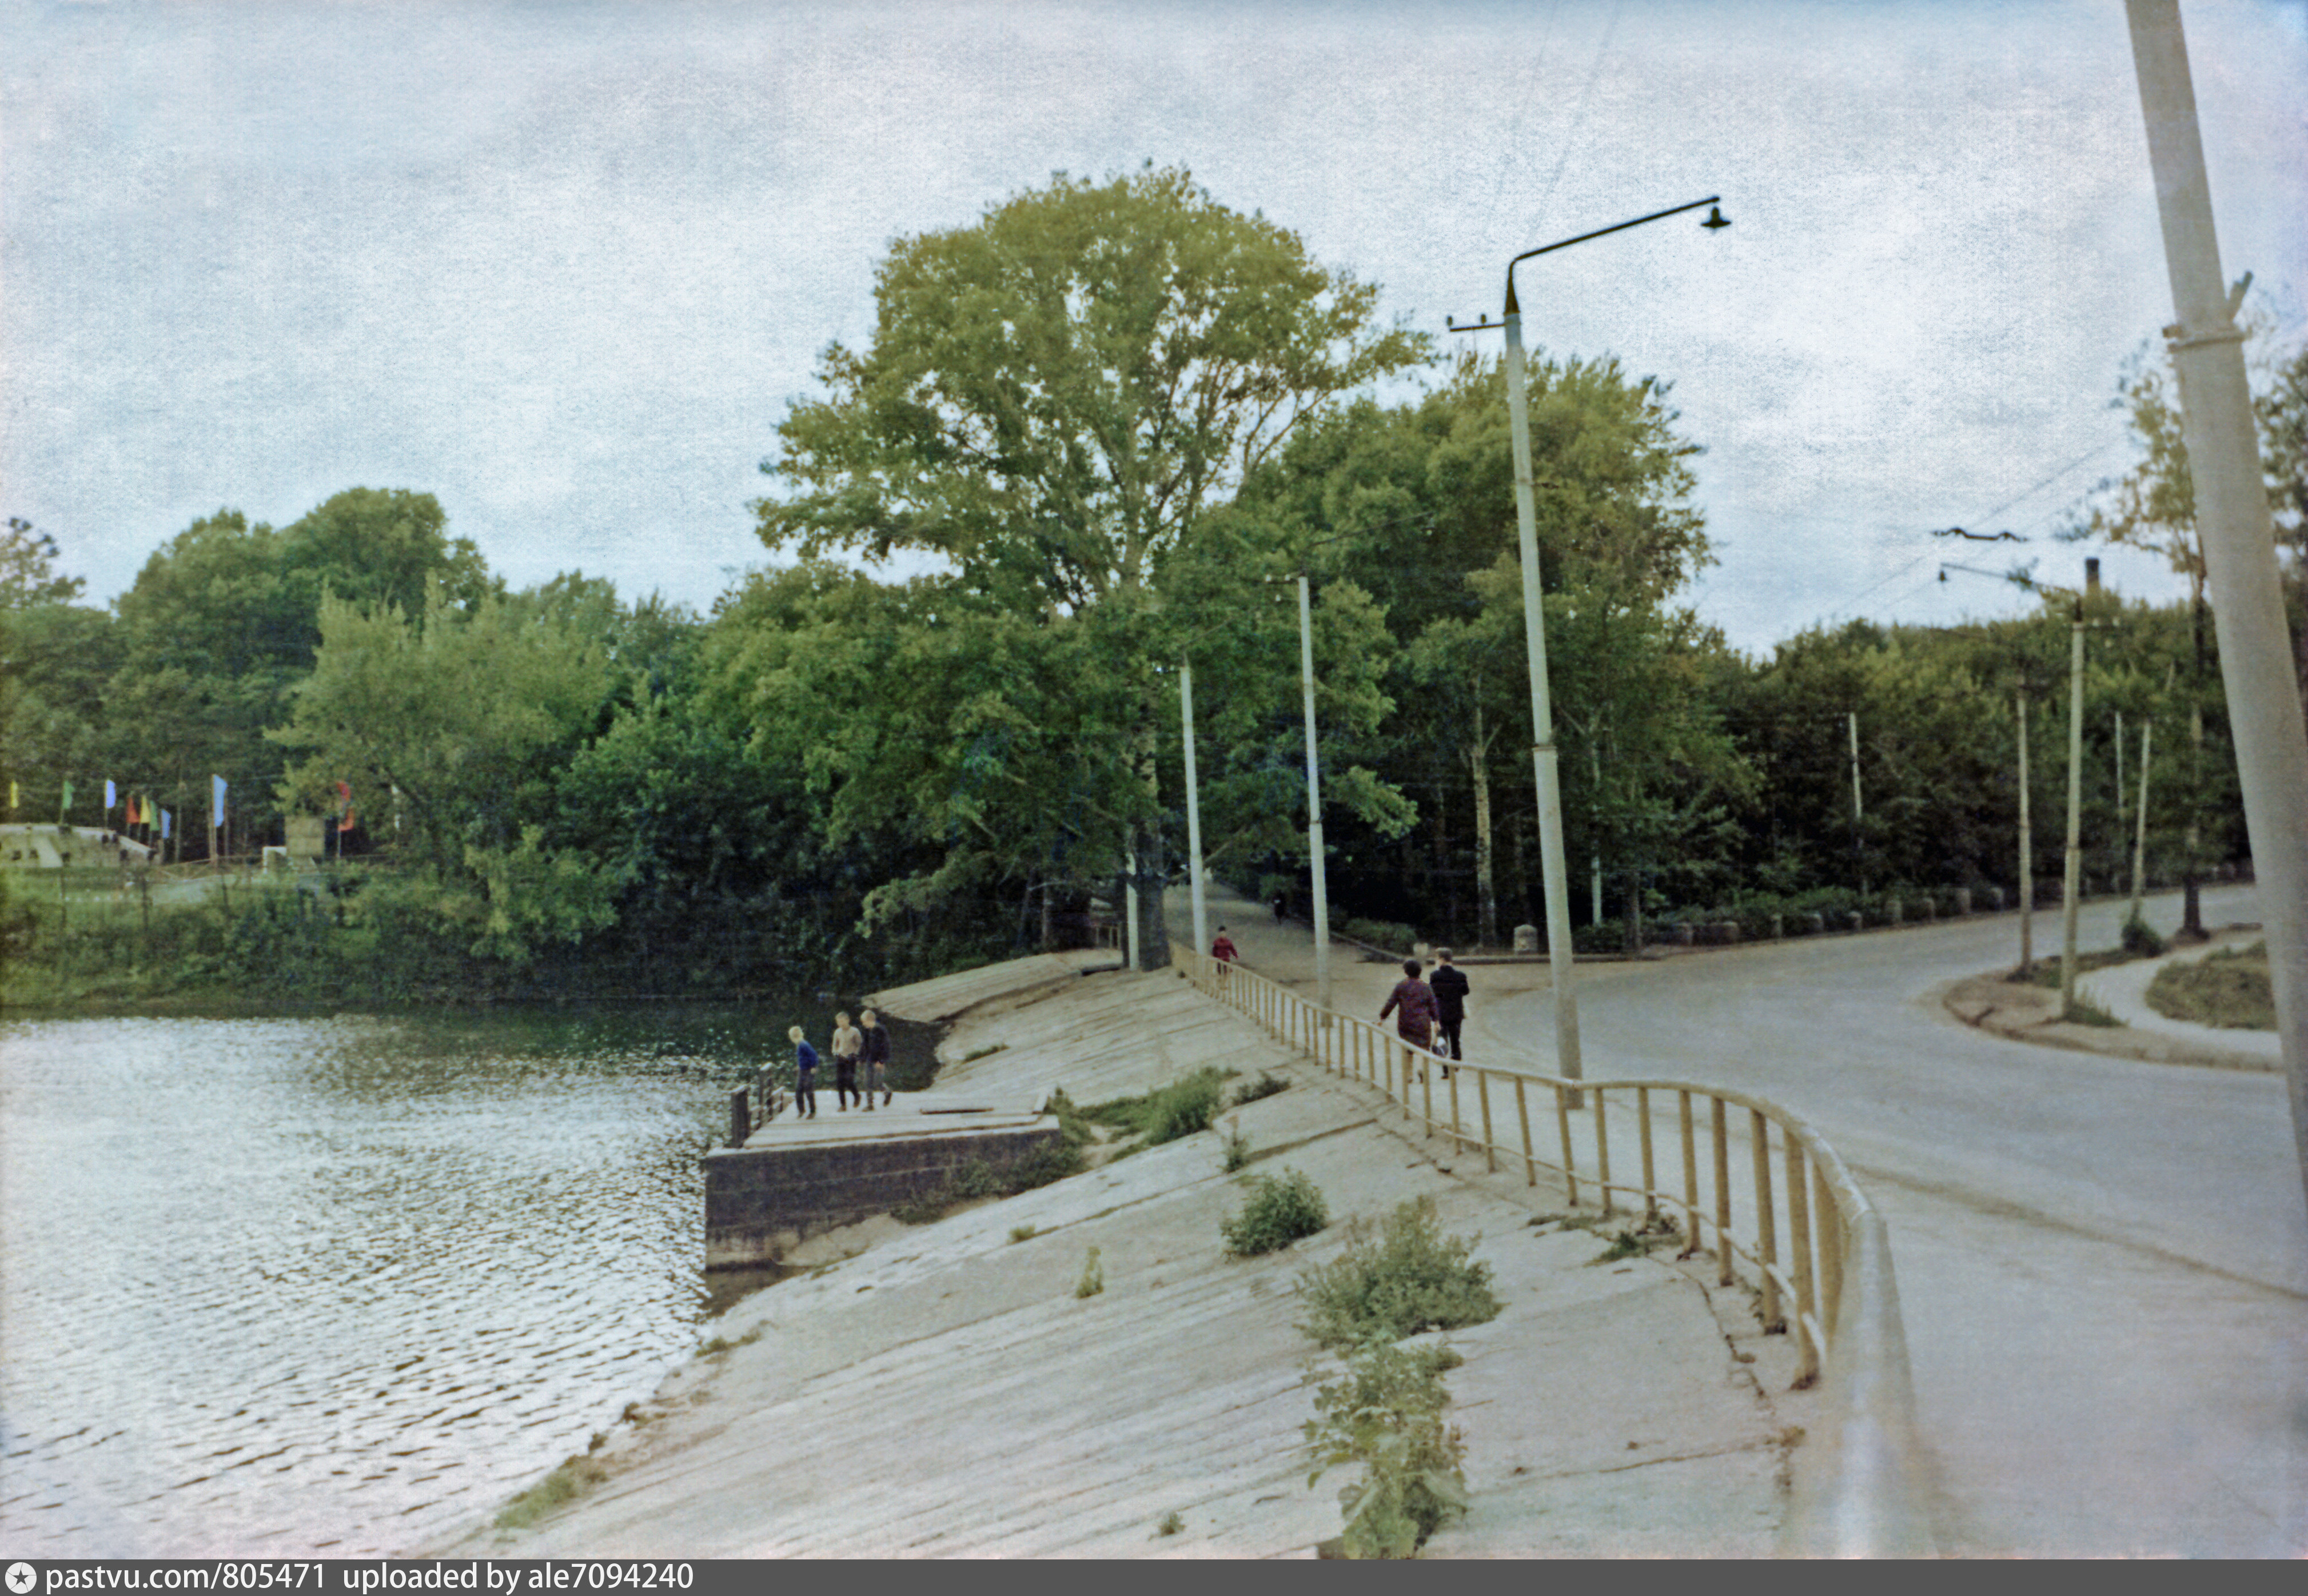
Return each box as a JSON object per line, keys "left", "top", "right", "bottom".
{"left": 433, "top": 956, "right": 1808, "bottom": 1558}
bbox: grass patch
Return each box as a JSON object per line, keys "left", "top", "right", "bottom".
{"left": 493, "top": 1455, "right": 611, "bottom": 1530}
{"left": 1075, "top": 1246, "right": 1105, "bottom": 1299}
{"left": 1230, "top": 1070, "right": 1290, "bottom": 1107}
{"left": 1303, "top": 1340, "right": 1470, "bottom": 1558}
{"left": 1079, "top": 1067, "right": 1232, "bottom": 1150}
{"left": 1008, "top": 1223, "right": 1040, "bottom": 1244}
{"left": 1586, "top": 1212, "right": 1684, "bottom": 1264}
{"left": 1154, "top": 1510, "right": 1184, "bottom": 1538}
{"left": 2146, "top": 942, "right": 2275, "bottom": 1031}
{"left": 2061, "top": 994, "right": 2122, "bottom": 1027}
{"left": 1222, "top": 1167, "right": 1329, "bottom": 1256}
{"left": 1295, "top": 1197, "right": 1501, "bottom": 1351}
{"left": 695, "top": 1324, "right": 763, "bottom": 1356}
{"left": 961, "top": 1042, "right": 1008, "bottom": 1062}
{"left": 2018, "top": 946, "right": 2139, "bottom": 987}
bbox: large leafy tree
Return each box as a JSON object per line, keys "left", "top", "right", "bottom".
{"left": 754, "top": 165, "right": 1428, "bottom": 965}
{"left": 270, "top": 579, "right": 628, "bottom": 960}
{"left": 1236, "top": 352, "right": 1720, "bottom": 943}
{"left": 0, "top": 521, "right": 115, "bottom": 822}
{"left": 102, "top": 492, "right": 498, "bottom": 849}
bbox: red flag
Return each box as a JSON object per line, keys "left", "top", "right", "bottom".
{"left": 336, "top": 781, "right": 357, "bottom": 832}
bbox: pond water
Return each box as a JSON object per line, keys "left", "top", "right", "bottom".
{"left": 0, "top": 1002, "right": 928, "bottom": 1557}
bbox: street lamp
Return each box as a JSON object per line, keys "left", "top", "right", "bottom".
{"left": 1449, "top": 195, "right": 1730, "bottom": 1087}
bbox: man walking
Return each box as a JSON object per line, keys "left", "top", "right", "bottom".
{"left": 1429, "top": 948, "right": 1470, "bottom": 1069}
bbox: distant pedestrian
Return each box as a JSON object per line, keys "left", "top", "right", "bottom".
{"left": 859, "top": 1008, "right": 892, "bottom": 1109}
{"left": 831, "top": 1011, "right": 863, "bottom": 1111}
{"left": 1210, "top": 927, "right": 1238, "bottom": 963}
{"left": 789, "top": 1025, "right": 819, "bottom": 1119}
{"left": 1273, "top": 894, "right": 1286, "bottom": 924}
{"left": 1429, "top": 948, "right": 1469, "bottom": 1068}
{"left": 1378, "top": 958, "right": 1439, "bottom": 1076}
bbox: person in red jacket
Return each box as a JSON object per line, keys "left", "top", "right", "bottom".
{"left": 1210, "top": 927, "right": 1239, "bottom": 963}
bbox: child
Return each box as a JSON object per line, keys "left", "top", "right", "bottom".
{"left": 788, "top": 1024, "right": 819, "bottom": 1120}
{"left": 859, "top": 1008, "right": 892, "bottom": 1109}
{"left": 831, "top": 1011, "right": 863, "bottom": 1111}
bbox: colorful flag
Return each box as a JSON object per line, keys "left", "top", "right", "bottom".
{"left": 162, "top": 809, "right": 172, "bottom": 841}
{"left": 336, "top": 780, "right": 357, "bottom": 831}
{"left": 61, "top": 779, "right": 73, "bottom": 813}
{"left": 105, "top": 779, "right": 117, "bottom": 809}
{"left": 212, "top": 774, "right": 227, "bottom": 827}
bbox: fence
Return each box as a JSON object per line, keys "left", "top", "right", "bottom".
{"left": 1177, "top": 944, "right": 1934, "bottom": 1558}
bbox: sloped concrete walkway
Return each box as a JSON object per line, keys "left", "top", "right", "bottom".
{"left": 429, "top": 953, "right": 1801, "bottom": 1558}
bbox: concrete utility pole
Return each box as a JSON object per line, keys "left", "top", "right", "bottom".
{"left": 1180, "top": 660, "right": 1209, "bottom": 961}
{"left": 2128, "top": 720, "right": 2155, "bottom": 924}
{"left": 2018, "top": 691, "right": 2034, "bottom": 972}
{"left": 1298, "top": 576, "right": 1333, "bottom": 1015}
{"left": 2061, "top": 607, "right": 2086, "bottom": 1016}
{"left": 1502, "top": 290, "right": 1584, "bottom": 1087}
{"left": 2127, "top": 0, "right": 2308, "bottom": 1219}
{"left": 1848, "top": 711, "right": 1865, "bottom": 889}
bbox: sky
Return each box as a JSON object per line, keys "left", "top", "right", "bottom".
{"left": 5, "top": 0, "right": 2304, "bottom": 656}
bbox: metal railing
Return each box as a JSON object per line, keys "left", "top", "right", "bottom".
{"left": 1177, "top": 945, "right": 1934, "bottom": 1557}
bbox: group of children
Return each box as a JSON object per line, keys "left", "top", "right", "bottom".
{"left": 784, "top": 1010, "right": 893, "bottom": 1120}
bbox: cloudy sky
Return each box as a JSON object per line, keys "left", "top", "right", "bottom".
{"left": 6, "top": 0, "right": 2303, "bottom": 654}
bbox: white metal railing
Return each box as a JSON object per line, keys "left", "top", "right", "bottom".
{"left": 1175, "top": 944, "right": 1934, "bottom": 1557}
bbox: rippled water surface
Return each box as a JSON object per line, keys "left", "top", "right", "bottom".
{"left": 0, "top": 1006, "right": 813, "bottom": 1557}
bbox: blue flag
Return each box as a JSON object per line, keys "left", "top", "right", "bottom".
{"left": 105, "top": 779, "right": 117, "bottom": 809}
{"left": 212, "top": 774, "right": 227, "bottom": 827}
{"left": 162, "top": 809, "right": 172, "bottom": 841}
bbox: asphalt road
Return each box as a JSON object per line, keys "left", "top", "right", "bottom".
{"left": 1466, "top": 882, "right": 2305, "bottom": 1557}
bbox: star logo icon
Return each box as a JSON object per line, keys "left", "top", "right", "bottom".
{"left": 6, "top": 1562, "right": 37, "bottom": 1595}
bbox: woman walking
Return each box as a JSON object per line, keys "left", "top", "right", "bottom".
{"left": 1377, "top": 958, "right": 1440, "bottom": 1082}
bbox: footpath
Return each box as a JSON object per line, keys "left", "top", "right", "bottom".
{"left": 426, "top": 895, "right": 1808, "bottom": 1558}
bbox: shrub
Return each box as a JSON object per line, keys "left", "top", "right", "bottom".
{"left": 1294, "top": 1196, "right": 1501, "bottom": 1351}
{"left": 1223, "top": 1167, "right": 1329, "bottom": 1256}
{"left": 2120, "top": 915, "right": 2167, "bottom": 957}
{"left": 1221, "top": 1115, "right": 1253, "bottom": 1172}
{"left": 1009, "top": 1138, "right": 1086, "bottom": 1191}
{"left": 1304, "top": 1340, "right": 1470, "bottom": 1558}
{"left": 1075, "top": 1246, "right": 1105, "bottom": 1299}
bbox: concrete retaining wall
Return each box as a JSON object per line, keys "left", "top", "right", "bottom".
{"left": 703, "top": 1116, "right": 1065, "bottom": 1268}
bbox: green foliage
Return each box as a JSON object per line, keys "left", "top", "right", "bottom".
{"left": 1303, "top": 1340, "right": 1470, "bottom": 1558}
{"left": 1223, "top": 1167, "right": 1329, "bottom": 1256}
{"left": 1074, "top": 1246, "right": 1105, "bottom": 1299}
{"left": 1294, "top": 1197, "right": 1501, "bottom": 1351}
{"left": 2121, "top": 915, "right": 2167, "bottom": 957}
{"left": 1154, "top": 1510, "right": 1184, "bottom": 1538}
{"left": 1008, "top": 1223, "right": 1039, "bottom": 1244}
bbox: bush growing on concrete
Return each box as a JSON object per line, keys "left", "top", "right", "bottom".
{"left": 1294, "top": 1196, "right": 1500, "bottom": 1351}
{"left": 1222, "top": 1167, "right": 1328, "bottom": 1256}
{"left": 1303, "top": 1340, "right": 1469, "bottom": 1558}
{"left": 1074, "top": 1246, "right": 1104, "bottom": 1299}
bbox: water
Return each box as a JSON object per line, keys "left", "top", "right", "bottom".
{"left": 0, "top": 1004, "right": 845, "bottom": 1557}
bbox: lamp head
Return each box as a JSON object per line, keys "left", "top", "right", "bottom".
{"left": 1702, "top": 205, "right": 1731, "bottom": 232}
